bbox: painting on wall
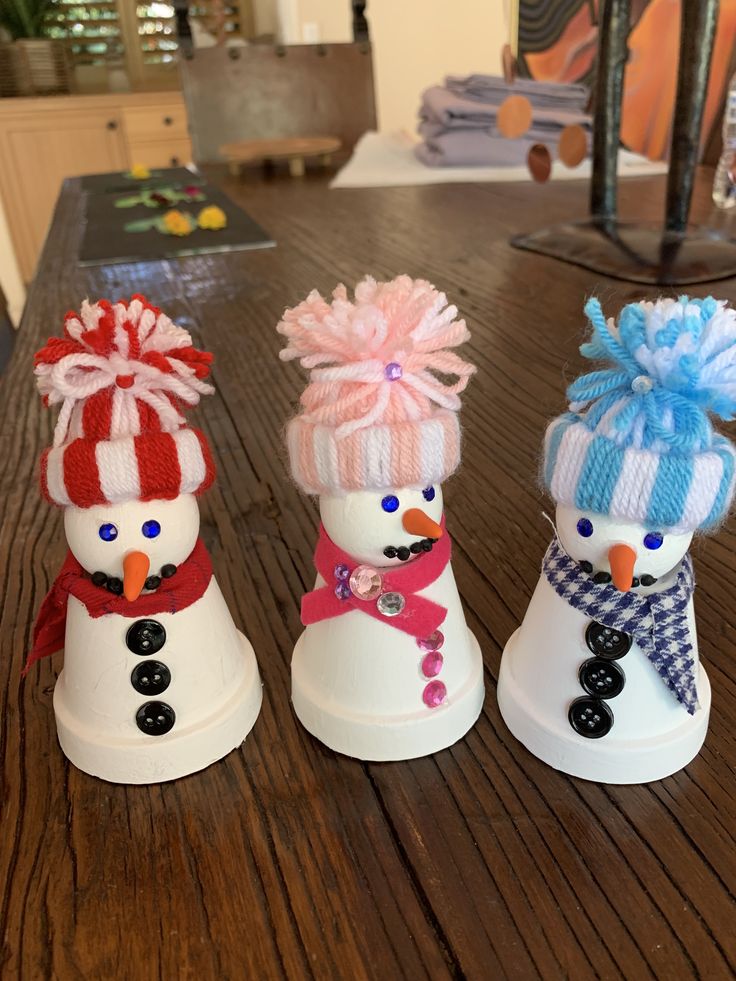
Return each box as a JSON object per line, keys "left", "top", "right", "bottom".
{"left": 514, "top": 0, "right": 736, "bottom": 160}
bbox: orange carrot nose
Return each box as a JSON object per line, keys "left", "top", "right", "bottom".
{"left": 608, "top": 543, "right": 637, "bottom": 592}
{"left": 123, "top": 550, "right": 150, "bottom": 602}
{"left": 402, "top": 508, "right": 443, "bottom": 539}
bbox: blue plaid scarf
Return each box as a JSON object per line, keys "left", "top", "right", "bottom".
{"left": 542, "top": 538, "right": 698, "bottom": 714}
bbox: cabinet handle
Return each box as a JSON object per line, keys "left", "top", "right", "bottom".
{"left": 163, "top": 116, "right": 173, "bottom": 126}
{"left": 106, "top": 119, "right": 118, "bottom": 130}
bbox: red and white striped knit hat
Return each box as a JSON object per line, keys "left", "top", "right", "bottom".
{"left": 34, "top": 295, "right": 216, "bottom": 508}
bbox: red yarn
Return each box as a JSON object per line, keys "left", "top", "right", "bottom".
{"left": 34, "top": 296, "right": 217, "bottom": 508}
{"left": 24, "top": 538, "right": 213, "bottom": 675}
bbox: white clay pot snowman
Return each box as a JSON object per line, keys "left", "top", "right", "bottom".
{"left": 28, "top": 296, "right": 262, "bottom": 783}
{"left": 278, "top": 275, "right": 485, "bottom": 761}
{"left": 292, "top": 484, "right": 485, "bottom": 760}
{"left": 498, "top": 295, "right": 736, "bottom": 784}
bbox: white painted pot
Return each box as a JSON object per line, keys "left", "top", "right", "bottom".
{"left": 291, "top": 485, "right": 485, "bottom": 761}
{"left": 53, "top": 495, "right": 262, "bottom": 783}
{"left": 498, "top": 564, "right": 710, "bottom": 784}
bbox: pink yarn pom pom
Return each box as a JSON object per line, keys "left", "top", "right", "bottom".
{"left": 277, "top": 275, "right": 475, "bottom": 439}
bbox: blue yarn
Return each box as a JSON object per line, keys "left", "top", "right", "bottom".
{"left": 544, "top": 296, "right": 736, "bottom": 531}
{"left": 704, "top": 439, "right": 735, "bottom": 529}
{"left": 575, "top": 435, "right": 623, "bottom": 514}
{"left": 646, "top": 454, "right": 694, "bottom": 528}
{"left": 570, "top": 296, "right": 736, "bottom": 452}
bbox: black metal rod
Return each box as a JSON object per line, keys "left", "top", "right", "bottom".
{"left": 665, "top": 0, "right": 719, "bottom": 233}
{"left": 590, "top": 0, "right": 631, "bottom": 221}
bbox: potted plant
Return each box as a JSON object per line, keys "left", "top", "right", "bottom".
{"left": 0, "top": 0, "right": 72, "bottom": 95}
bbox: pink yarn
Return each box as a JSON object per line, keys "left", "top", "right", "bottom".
{"left": 278, "top": 275, "right": 475, "bottom": 438}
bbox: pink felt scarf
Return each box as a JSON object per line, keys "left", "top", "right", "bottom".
{"left": 301, "top": 519, "right": 451, "bottom": 638}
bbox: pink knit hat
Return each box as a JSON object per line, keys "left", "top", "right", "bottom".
{"left": 34, "top": 295, "right": 216, "bottom": 508}
{"left": 278, "top": 275, "right": 475, "bottom": 495}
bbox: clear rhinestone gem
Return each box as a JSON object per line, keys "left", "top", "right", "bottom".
{"left": 376, "top": 591, "right": 406, "bottom": 616}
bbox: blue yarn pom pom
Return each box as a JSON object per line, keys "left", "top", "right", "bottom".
{"left": 567, "top": 296, "right": 736, "bottom": 452}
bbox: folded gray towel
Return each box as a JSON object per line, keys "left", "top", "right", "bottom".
{"left": 419, "top": 86, "right": 592, "bottom": 134}
{"left": 415, "top": 130, "right": 540, "bottom": 167}
{"left": 445, "top": 74, "right": 589, "bottom": 111}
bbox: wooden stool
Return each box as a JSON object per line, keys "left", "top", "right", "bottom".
{"left": 219, "top": 137, "right": 342, "bottom": 178}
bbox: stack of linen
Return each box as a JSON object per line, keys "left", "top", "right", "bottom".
{"left": 416, "top": 74, "right": 592, "bottom": 168}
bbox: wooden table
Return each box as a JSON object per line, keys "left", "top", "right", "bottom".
{"left": 2, "top": 168, "right": 735, "bottom": 979}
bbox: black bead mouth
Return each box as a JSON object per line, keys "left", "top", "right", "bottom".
{"left": 578, "top": 561, "right": 657, "bottom": 588}
{"left": 91, "top": 563, "right": 178, "bottom": 594}
{"left": 383, "top": 538, "right": 437, "bottom": 561}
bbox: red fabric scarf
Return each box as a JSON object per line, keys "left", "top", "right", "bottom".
{"left": 301, "top": 519, "right": 451, "bottom": 638}
{"left": 25, "top": 538, "right": 212, "bottom": 676}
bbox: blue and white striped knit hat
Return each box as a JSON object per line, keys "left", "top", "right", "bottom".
{"left": 544, "top": 296, "right": 736, "bottom": 533}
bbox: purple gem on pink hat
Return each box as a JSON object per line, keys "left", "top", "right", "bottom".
{"left": 384, "top": 362, "right": 403, "bottom": 381}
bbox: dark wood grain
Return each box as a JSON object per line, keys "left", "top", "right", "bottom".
{"left": 1, "top": 167, "right": 735, "bottom": 980}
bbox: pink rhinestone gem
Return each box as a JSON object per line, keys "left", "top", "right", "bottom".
{"left": 421, "top": 651, "right": 444, "bottom": 678}
{"left": 422, "top": 680, "right": 447, "bottom": 708}
{"left": 417, "top": 630, "right": 444, "bottom": 652}
{"left": 349, "top": 564, "right": 382, "bottom": 601}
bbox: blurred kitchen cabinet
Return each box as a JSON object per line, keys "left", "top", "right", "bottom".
{"left": 0, "top": 92, "right": 193, "bottom": 282}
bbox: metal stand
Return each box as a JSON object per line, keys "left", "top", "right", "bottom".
{"left": 511, "top": 0, "right": 736, "bottom": 286}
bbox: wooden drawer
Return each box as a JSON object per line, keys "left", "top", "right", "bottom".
{"left": 122, "top": 104, "right": 189, "bottom": 142}
{"left": 127, "top": 138, "right": 193, "bottom": 169}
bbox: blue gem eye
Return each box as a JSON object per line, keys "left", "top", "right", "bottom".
{"left": 577, "top": 517, "right": 594, "bottom": 538}
{"left": 99, "top": 523, "right": 118, "bottom": 542}
{"left": 142, "top": 519, "right": 161, "bottom": 539}
{"left": 381, "top": 495, "right": 400, "bottom": 513}
{"left": 644, "top": 531, "right": 663, "bottom": 550}
{"left": 422, "top": 486, "right": 436, "bottom": 502}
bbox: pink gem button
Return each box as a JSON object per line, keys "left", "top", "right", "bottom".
{"left": 422, "top": 680, "right": 447, "bottom": 708}
{"left": 417, "top": 630, "right": 444, "bottom": 652}
{"left": 349, "top": 564, "right": 383, "bottom": 601}
{"left": 421, "top": 651, "right": 444, "bottom": 678}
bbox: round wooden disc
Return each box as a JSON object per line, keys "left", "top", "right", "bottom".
{"left": 527, "top": 143, "right": 552, "bottom": 183}
{"left": 497, "top": 94, "right": 532, "bottom": 139}
{"left": 558, "top": 124, "right": 588, "bottom": 168}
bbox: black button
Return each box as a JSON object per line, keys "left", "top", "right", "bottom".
{"left": 144, "top": 575, "right": 161, "bottom": 590}
{"left": 136, "top": 701, "right": 175, "bottom": 736}
{"left": 578, "top": 658, "right": 625, "bottom": 699}
{"left": 579, "top": 560, "right": 593, "bottom": 573}
{"left": 397, "top": 547, "right": 410, "bottom": 561}
{"left": 107, "top": 577, "right": 123, "bottom": 595}
{"left": 131, "top": 660, "right": 171, "bottom": 695}
{"left": 126, "top": 619, "right": 166, "bottom": 656}
{"left": 91, "top": 571, "right": 107, "bottom": 587}
{"left": 409, "top": 542, "right": 423, "bottom": 553}
{"left": 161, "top": 564, "right": 177, "bottom": 578}
{"left": 585, "top": 621, "right": 631, "bottom": 660}
{"left": 568, "top": 696, "right": 613, "bottom": 738}
{"left": 593, "top": 571, "right": 611, "bottom": 584}
{"left": 383, "top": 546, "right": 397, "bottom": 558}
{"left": 640, "top": 574, "right": 657, "bottom": 586}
